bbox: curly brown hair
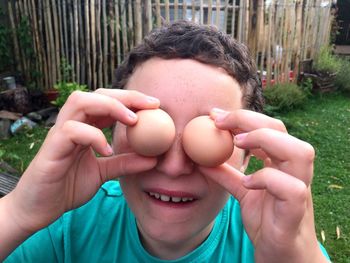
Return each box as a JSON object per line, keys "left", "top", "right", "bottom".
{"left": 113, "top": 20, "right": 264, "bottom": 112}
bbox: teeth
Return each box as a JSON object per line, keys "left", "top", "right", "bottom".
{"left": 148, "top": 192, "right": 194, "bottom": 203}
{"left": 160, "top": 194, "right": 170, "bottom": 202}
{"left": 171, "top": 196, "right": 181, "bottom": 203}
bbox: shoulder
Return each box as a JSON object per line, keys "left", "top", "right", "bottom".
{"left": 100, "top": 180, "right": 123, "bottom": 196}
{"left": 53, "top": 181, "right": 131, "bottom": 261}
{"left": 65, "top": 180, "right": 127, "bottom": 222}
{"left": 6, "top": 181, "right": 130, "bottom": 262}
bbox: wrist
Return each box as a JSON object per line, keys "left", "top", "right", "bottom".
{"left": 0, "top": 193, "right": 34, "bottom": 261}
{"left": 313, "top": 248, "right": 331, "bottom": 263}
{"left": 254, "top": 242, "right": 330, "bottom": 263}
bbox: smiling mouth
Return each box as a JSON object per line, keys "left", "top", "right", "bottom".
{"left": 148, "top": 192, "right": 195, "bottom": 203}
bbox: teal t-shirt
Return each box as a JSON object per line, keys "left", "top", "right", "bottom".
{"left": 5, "top": 181, "right": 329, "bottom": 262}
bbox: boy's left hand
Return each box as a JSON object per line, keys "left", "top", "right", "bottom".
{"left": 200, "top": 109, "right": 328, "bottom": 263}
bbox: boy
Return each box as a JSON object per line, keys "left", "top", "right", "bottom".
{"left": 1, "top": 21, "right": 329, "bottom": 262}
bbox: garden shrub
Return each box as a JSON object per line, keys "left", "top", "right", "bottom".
{"left": 334, "top": 58, "right": 350, "bottom": 93}
{"left": 52, "top": 82, "right": 88, "bottom": 108}
{"left": 313, "top": 46, "right": 341, "bottom": 74}
{"left": 52, "top": 58, "right": 89, "bottom": 108}
{"left": 300, "top": 77, "right": 313, "bottom": 97}
{"left": 263, "top": 83, "right": 307, "bottom": 114}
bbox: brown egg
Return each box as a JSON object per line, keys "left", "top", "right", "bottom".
{"left": 182, "top": 115, "right": 234, "bottom": 167}
{"left": 126, "top": 109, "right": 176, "bottom": 156}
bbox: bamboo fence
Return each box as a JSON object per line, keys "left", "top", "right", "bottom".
{"left": 6, "top": 0, "right": 334, "bottom": 90}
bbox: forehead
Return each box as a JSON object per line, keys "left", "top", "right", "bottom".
{"left": 126, "top": 58, "right": 242, "bottom": 115}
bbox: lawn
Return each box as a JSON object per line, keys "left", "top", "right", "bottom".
{"left": 0, "top": 92, "right": 349, "bottom": 262}
{"left": 284, "top": 93, "right": 350, "bottom": 262}
{"left": 248, "top": 92, "right": 350, "bottom": 262}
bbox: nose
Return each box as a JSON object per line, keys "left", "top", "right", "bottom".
{"left": 156, "top": 133, "right": 194, "bottom": 177}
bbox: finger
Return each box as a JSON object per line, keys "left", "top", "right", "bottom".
{"left": 243, "top": 167, "right": 307, "bottom": 200}
{"left": 234, "top": 129, "right": 315, "bottom": 185}
{"left": 235, "top": 129, "right": 314, "bottom": 161}
{"left": 242, "top": 167, "right": 308, "bottom": 229}
{"left": 199, "top": 163, "right": 248, "bottom": 202}
{"left": 49, "top": 120, "right": 112, "bottom": 159}
{"left": 94, "top": 88, "right": 160, "bottom": 110}
{"left": 98, "top": 153, "right": 157, "bottom": 182}
{"left": 56, "top": 91, "right": 136, "bottom": 127}
{"left": 56, "top": 90, "right": 160, "bottom": 128}
{"left": 210, "top": 108, "right": 287, "bottom": 134}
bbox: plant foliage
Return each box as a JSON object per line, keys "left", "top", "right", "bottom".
{"left": 334, "top": 58, "right": 350, "bottom": 93}
{"left": 300, "top": 77, "right": 313, "bottom": 97}
{"left": 313, "top": 46, "right": 342, "bottom": 74}
{"left": 0, "top": 7, "right": 14, "bottom": 72}
{"left": 52, "top": 82, "right": 88, "bottom": 108}
{"left": 263, "top": 83, "right": 307, "bottom": 114}
{"left": 52, "top": 58, "right": 88, "bottom": 108}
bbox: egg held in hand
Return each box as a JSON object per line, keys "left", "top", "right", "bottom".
{"left": 182, "top": 115, "right": 234, "bottom": 167}
{"left": 126, "top": 109, "right": 176, "bottom": 156}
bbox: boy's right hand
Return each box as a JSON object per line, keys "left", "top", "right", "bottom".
{"left": 4, "top": 89, "right": 159, "bottom": 235}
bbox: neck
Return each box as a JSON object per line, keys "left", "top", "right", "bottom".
{"left": 137, "top": 221, "right": 214, "bottom": 260}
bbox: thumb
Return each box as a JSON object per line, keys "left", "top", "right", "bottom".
{"left": 199, "top": 163, "right": 248, "bottom": 202}
{"left": 97, "top": 153, "right": 157, "bottom": 182}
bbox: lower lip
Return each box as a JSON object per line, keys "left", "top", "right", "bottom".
{"left": 145, "top": 192, "right": 197, "bottom": 209}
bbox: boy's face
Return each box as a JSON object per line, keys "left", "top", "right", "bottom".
{"left": 113, "top": 58, "right": 244, "bottom": 258}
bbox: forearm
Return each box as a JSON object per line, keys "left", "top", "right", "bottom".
{"left": 0, "top": 193, "right": 33, "bottom": 261}
{"left": 254, "top": 240, "right": 330, "bottom": 263}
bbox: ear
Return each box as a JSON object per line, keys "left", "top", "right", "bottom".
{"left": 240, "top": 150, "right": 251, "bottom": 173}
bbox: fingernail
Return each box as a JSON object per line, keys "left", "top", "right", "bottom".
{"left": 211, "top": 108, "right": 229, "bottom": 122}
{"left": 106, "top": 144, "right": 114, "bottom": 156}
{"left": 235, "top": 133, "right": 248, "bottom": 141}
{"left": 147, "top": 96, "right": 160, "bottom": 103}
{"left": 128, "top": 110, "right": 137, "bottom": 120}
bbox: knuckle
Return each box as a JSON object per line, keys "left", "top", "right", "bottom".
{"left": 274, "top": 119, "right": 287, "bottom": 132}
{"left": 66, "top": 90, "right": 84, "bottom": 104}
{"left": 117, "top": 159, "right": 127, "bottom": 176}
{"left": 256, "top": 128, "right": 272, "bottom": 139}
{"left": 94, "top": 88, "right": 104, "bottom": 94}
{"left": 302, "top": 143, "right": 315, "bottom": 163}
{"left": 61, "top": 120, "right": 76, "bottom": 133}
{"left": 261, "top": 167, "right": 273, "bottom": 176}
{"left": 95, "top": 128, "right": 106, "bottom": 141}
{"left": 99, "top": 159, "right": 109, "bottom": 183}
{"left": 293, "top": 181, "right": 308, "bottom": 202}
{"left": 128, "top": 89, "right": 141, "bottom": 98}
{"left": 258, "top": 167, "right": 274, "bottom": 180}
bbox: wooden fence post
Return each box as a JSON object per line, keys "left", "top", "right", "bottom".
{"left": 6, "top": 0, "right": 334, "bottom": 90}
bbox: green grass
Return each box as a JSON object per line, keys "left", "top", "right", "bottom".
{"left": 248, "top": 92, "right": 350, "bottom": 262}
{"left": 0, "top": 127, "right": 112, "bottom": 174}
{"left": 284, "top": 93, "right": 350, "bottom": 262}
{"left": 0, "top": 126, "right": 49, "bottom": 174}
{"left": 0, "top": 93, "right": 349, "bottom": 261}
